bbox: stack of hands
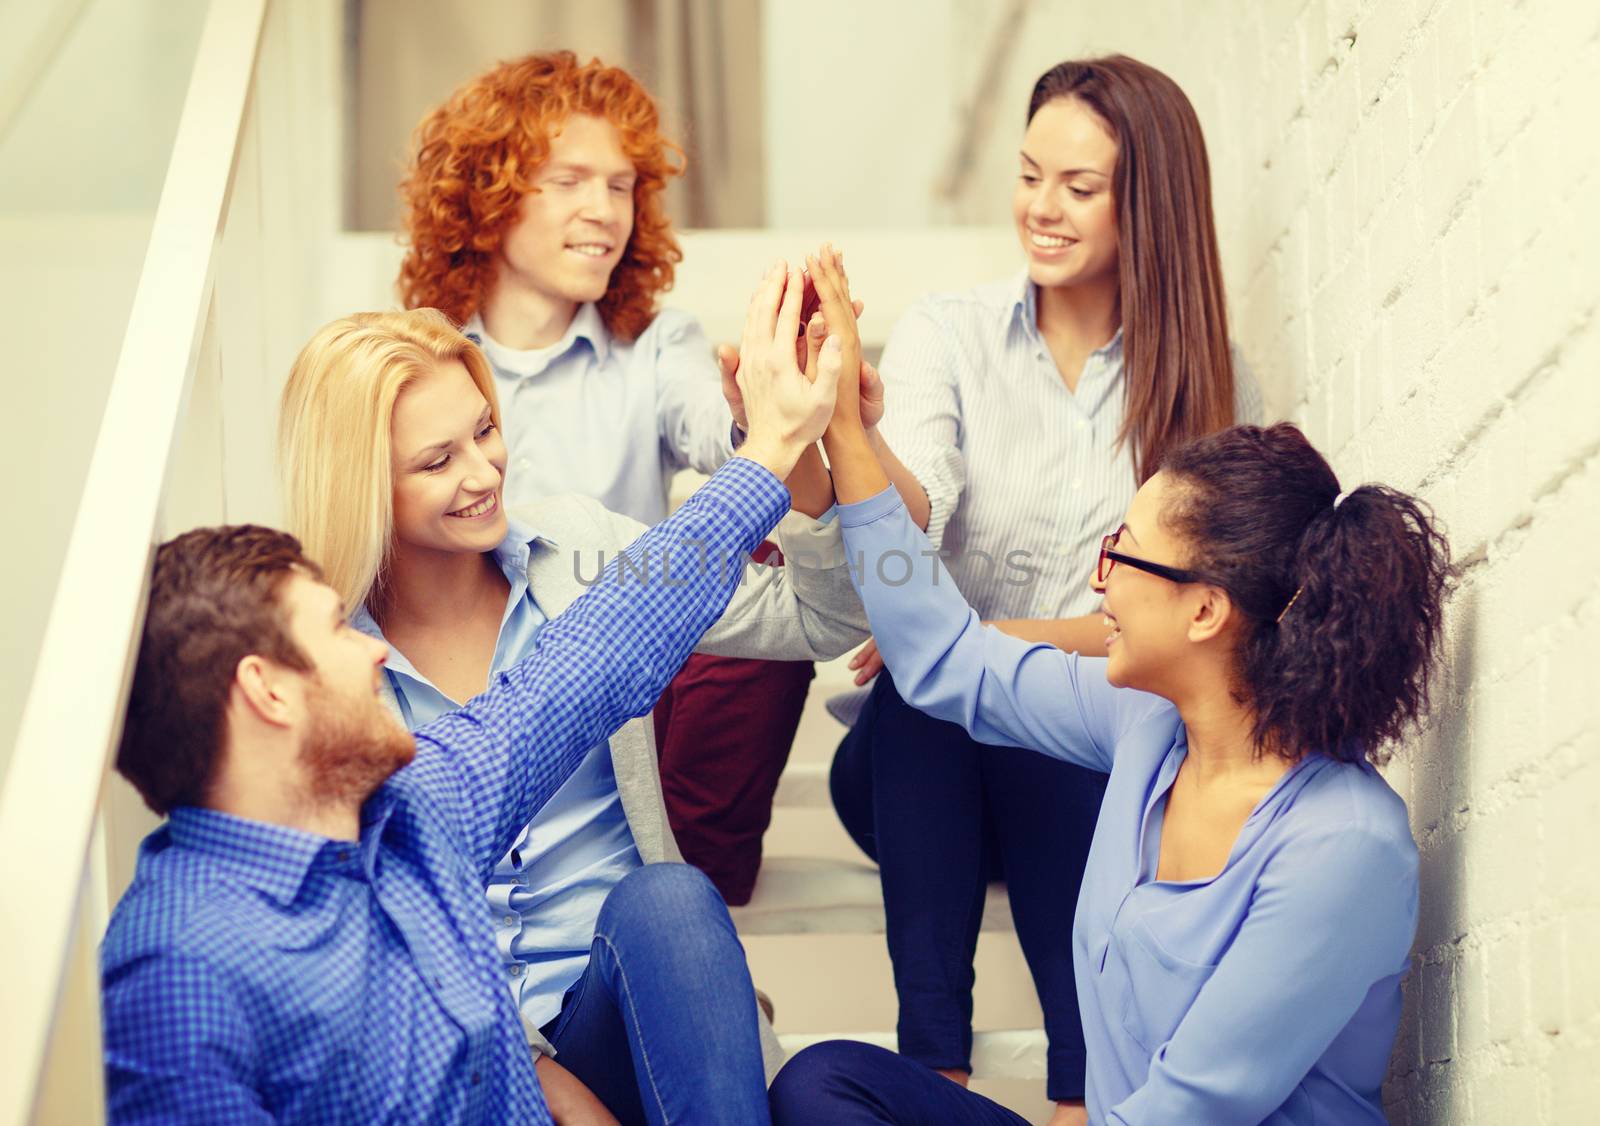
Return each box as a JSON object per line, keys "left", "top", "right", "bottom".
{"left": 716, "top": 245, "right": 907, "bottom": 686}
{"left": 714, "top": 246, "right": 886, "bottom": 487}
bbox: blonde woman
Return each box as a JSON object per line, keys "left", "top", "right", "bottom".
{"left": 278, "top": 305, "right": 867, "bottom": 1125}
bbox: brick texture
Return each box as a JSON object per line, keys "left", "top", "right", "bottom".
{"left": 954, "top": 1, "right": 1600, "bottom": 1119}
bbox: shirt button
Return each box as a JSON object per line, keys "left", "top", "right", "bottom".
{"left": 471, "top": 1072, "right": 482, "bottom": 1085}
{"left": 518, "top": 458, "right": 530, "bottom": 471}
{"left": 336, "top": 850, "right": 350, "bottom": 863}
{"left": 504, "top": 915, "right": 517, "bottom": 926}
{"left": 510, "top": 964, "right": 525, "bottom": 977}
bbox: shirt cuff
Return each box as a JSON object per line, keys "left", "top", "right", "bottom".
{"left": 718, "top": 456, "right": 793, "bottom": 532}
{"left": 776, "top": 508, "right": 847, "bottom": 568}
{"left": 836, "top": 484, "right": 904, "bottom": 529}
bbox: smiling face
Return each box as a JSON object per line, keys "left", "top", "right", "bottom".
{"left": 1092, "top": 471, "right": 1226, "bottom": 695}
{"left": 389, "top": 359, "right": 508, "bottom": 558}
{"left": 1013, "top": 96, "right": 1120, "bottom": 292}
{"left": 495, "top": 113, "right": 637, "bottom": 321}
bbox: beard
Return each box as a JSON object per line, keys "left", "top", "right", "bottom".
{"left": 298, "top": 678, "right": 416, "bottom": 809}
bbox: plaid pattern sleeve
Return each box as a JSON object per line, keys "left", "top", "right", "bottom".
{"left": 405, "top": 456, "right": 790, "bottom": 878}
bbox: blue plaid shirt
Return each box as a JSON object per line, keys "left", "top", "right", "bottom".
{"left": 100, "top": 459, "right": 789, "bottom": 1124}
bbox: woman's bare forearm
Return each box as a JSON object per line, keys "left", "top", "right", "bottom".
{"left": 988, "top": 613, "right": 1108, "bottom": 658}
{"left": 864, "top": 429, "right": 931, "bottom": 530}
{"left": 785, "top": 442, "right": 836, "bottom": 517}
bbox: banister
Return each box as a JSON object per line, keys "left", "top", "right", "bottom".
{"left": 0, "top": 1, "right": 269, "bottom": 1121}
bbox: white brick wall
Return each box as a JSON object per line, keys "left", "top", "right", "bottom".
{"left": 952, "top": 1, "right": 1600, "bottom": 1120}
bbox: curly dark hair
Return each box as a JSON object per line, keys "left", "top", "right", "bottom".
{"left": 117, "top": 525, "right": 319, "bottom": 814}
{"left": 1160, "top": 423, "right": 1455, "bottom": 764}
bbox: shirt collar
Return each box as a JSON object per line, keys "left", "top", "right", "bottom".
{"left": 463, "top": 303, "right": 612, "bottom": 373}
{"left": 493, "top": 514, "right": 551, "bottom": 582}
{"left": 1007, "top": 273, "right": 1126, "bottom": 363}
{"left": 1006, "top": 271, "right": 1038, "bottom": 337}
{"left": 165, "top": 806, "right": 356, "bottom": 906}
{"left": 349, "top": 516, "right": 550, "bottom": 638}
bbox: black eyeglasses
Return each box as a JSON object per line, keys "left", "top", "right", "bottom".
{"left": 1096, "top": 525, "right": 1203, "bottom": 586}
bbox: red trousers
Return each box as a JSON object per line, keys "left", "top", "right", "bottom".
{"left": 653, "top": 545, "right": 815, "bottom": 905}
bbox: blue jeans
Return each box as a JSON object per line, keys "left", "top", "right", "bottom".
{"left": 770, "top": 1041, "right": 1030, "bottom": 1124}
{"left": 830, "top": 672, "right": 1107, "bottom": 1100}
{"left": 541, "top": 864, "right": 769, "bottom": 1125}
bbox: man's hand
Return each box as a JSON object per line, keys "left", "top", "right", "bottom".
{"left": 734, "top": 261, "right": 840, "bottom": 480}
{"left": 534, "top": 1055, "right": 618, "bottom": 1126}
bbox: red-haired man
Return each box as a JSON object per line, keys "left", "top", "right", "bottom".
{"left": 399, "top": 53, "right": 819, "bottom": 913}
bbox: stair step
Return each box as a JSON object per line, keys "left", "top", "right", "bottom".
{"left": 732, "top": 856, "right": 1014, "bottom": 935}
{"left": 777, "top": 1029, "right": 1048, "bottom": 1081}
{"left": 772, "top": 759, "right": 831, "bottom": 808}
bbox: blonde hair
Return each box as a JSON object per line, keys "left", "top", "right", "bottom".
{"left": 278, "top": 308, "right": 502, "bottom": 615}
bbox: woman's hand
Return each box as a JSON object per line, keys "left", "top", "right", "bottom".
{"left": 847, "top": 636, "right": 884, "bottom": 686}
{"left": 733, "top": 261, "right": 840, "bottom": 480}
{"left": 718, "top": 289, "right": 868, "bottom": 432}
{"left": 806, "top": 245, "right": 865, "bottom": 437}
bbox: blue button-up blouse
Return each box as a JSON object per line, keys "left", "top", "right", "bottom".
{"left": 837, "top": 484, "right": 1419, "bottom": 1125}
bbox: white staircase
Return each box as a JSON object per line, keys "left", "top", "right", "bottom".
{"left": 733, "top": 653, "right": 1056, "bottom": 1123}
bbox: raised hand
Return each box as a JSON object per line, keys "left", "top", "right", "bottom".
{"left": 733, "top": 261, "right": 840, "bottom": 480}
{"left": 717, "top": 286, "right": 868, "bottom": 430}
{"left": 807, "top": 245, "right": 866, "bottom": 436}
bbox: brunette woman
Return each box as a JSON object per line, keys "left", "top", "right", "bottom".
{"left": 825, "top": 57, "right": 1260, "bottom": 1121}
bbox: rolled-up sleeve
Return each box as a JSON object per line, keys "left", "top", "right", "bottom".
{"left": 875, "top": 299, "right": 967, "bottom": 548}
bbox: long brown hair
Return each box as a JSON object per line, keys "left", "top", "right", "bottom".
{"left": 1029, "top": 56, "right": 1236, "bottom": 483}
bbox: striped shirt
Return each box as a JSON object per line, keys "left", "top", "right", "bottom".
{"left": 876, "top": 274, "right": 1262, "bottom": 620}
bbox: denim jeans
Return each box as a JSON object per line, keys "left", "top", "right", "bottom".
{"left": 541, "top": 863, "right": 769, "bottom": 1125}
{"left": 830, "top": 672, "right": 1107, "bottom": 1100}
{"left": 770, "top": 1041, "right": 1030, "bottom": 1124}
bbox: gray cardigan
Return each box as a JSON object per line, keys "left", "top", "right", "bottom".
{"left": 385, "top": 492, "right": 869, "bottom": 1078}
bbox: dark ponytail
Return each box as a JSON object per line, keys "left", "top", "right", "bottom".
{"left": 1161, "top": 423, "right": 1454, "bottom": 765}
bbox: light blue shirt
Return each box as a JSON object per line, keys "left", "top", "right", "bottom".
{"left": 837, "top": 485, "right": 1419, "bottom": 1125}
{"left": 465, "top": 305, "right": 736, "bottom": 525}
{"left": 352, "top": 518, "right": 642, "bottom": 1031}
{"left": 875, "top": 275, "right": 1263, "bottom": 619}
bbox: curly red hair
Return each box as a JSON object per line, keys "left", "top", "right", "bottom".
{"left": 398, "top": 51, "right": 685, "bottom": 341}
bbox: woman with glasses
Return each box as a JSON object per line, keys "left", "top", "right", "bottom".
{"left": 824, "top": 56, "right": 1260, "bottom": 1123}
{"left": 771, "top": 256, "right": 1451, "bottom": 1124}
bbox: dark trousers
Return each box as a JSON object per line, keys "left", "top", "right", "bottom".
{"left": 770, "top": 1041, "right": 1030, "bottom": 1124}
{"left": 654, "top": 542, "right": 815, "bottom": 905}
{"left": 830, "top": 672, "right": 1107, "bottom": 1101}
